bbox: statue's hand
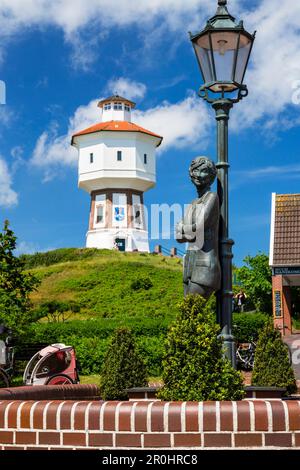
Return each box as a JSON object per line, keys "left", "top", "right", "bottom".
{"left": 175, "top": 222, "right": 184, "bottom": 241}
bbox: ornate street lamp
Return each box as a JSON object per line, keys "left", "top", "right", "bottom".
{"left": 190, "top": 0, "right": 256, "bottom": 366}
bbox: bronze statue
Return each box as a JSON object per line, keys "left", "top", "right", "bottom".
{"left": 176, "top": 156, "right": 221, "bottom": 299}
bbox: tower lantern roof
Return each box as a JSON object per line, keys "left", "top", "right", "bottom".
{"left": 97, "top": 95, "right": 136, "bottom": 109}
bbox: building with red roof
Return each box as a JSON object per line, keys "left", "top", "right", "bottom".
{"left": 71, "top": 95, "right": 163, "bottom": 252}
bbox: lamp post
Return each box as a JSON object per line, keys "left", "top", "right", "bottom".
{"left": 190, "top": 0, "right": 255, "bottom": 366}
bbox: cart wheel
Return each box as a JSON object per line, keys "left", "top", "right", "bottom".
{"left": 45, "top": 374, "right": 74, "bottom": 385}
{"left": 0, "top": 369, "right": 10, "bottom": 388}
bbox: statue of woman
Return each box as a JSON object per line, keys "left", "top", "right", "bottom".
{"left": 176, "top": 156, "right": 221, "bottom": 299}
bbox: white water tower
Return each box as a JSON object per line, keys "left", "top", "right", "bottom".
{"left": 71, "top": 95, "right": 162, "bottom": 252}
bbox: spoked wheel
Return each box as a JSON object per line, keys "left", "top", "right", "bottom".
{"left": 45, "top": 374, "right": 74, "bottom": 385}
{"left": 0, "top": 369, "right": 10, "bottom": 388}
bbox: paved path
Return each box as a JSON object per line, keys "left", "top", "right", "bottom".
{"left": 283, "top": 334, "right": 300, "bottom": 380}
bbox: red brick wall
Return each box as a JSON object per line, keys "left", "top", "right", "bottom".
{"left": 0, "top": 400, "right": 300, "bottom": 450}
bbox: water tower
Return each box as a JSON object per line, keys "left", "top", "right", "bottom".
{"left": 71, "top": 95, "right": 162, "bottom": 252}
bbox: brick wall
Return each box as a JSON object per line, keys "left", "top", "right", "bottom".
{"left": 0, "top": 399, "right": 300, "bottom": 450}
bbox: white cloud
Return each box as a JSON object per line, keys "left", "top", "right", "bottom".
{"left": 0, "top": 0, "right": 213, "bottom": 70}
{"left": 0, "top": 157, "right": 18, "bottom": 207}
{"left": 235, "top": 164, "right": 300, "bottom": 179}
{"left": 10, "top": 145, "right": 25, "bottom": 174}
{"left": 3, "top": 0, "right": 300, "bottom": 138}
{"left": 0, "top": 0, "right": 212, "bottom": 35}
{"left": 230, "top": 0, "right": 300, "bottom": 131}
{"left": 31, "top": 100, "right": 100, "bottom": 169}
{"left": 31, "top": 90, "right": 212, "bottom": 174}
{"left": 231, "top": 163, "right": 300, "bottom": 190}
{"left": 0, "top": 107, "right": 14, "bottom": 127}
{"left": 106, "top": 78, "right": 147, "bottom": 101}
{"left": 133, "top": 95, "right": 211, "bottom": 153}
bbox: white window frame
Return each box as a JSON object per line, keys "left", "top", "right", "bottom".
{"left": 94, "top": 194, "right": 106, "bottom": 227}
{"left": 114, "top": 102, "right": 123, "bottom": 110}
{"left": 132, "top": 194, "right": 143, "bottom": 229}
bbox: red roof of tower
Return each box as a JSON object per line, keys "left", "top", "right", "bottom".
{"left": 71, "top": 121, "right": 163, "bottom": 147}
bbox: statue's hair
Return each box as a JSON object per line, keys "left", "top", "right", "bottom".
{"left": 189, "top": 156, "right": 217, "bottom": 186}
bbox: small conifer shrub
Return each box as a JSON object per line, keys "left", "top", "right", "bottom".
{"left": 100, "top": 327, "right": 148, "bottom": 400}
{"left": 130, "top": 276, "right": 153, "bottom": 291}
{"left": 251, "top": 322, "right": 296, "bottom": 395}
{"left": 158, "top": 295, "right": 245, "bottom": 401}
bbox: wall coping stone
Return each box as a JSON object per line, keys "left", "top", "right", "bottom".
{"left": 0, "top": 399, "right": 299, "bottom": 450}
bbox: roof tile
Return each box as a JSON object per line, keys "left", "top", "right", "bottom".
{"left": 71, "top": 120, "right": 162, "bottom": 147}
{"left": 272, "top": 194, "right": 300, "bottom": 266}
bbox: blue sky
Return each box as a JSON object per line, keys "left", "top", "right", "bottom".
{"left": 0, "top": 0, "right": 300, "bottom": 266}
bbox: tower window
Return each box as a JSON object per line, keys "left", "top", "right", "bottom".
{"left": 144, "top": 154, "right": 147, "bottom": 164}
{"left": 96, "top": 206, "right": 104, "bottom": 224}
{"left": 125, "top": 105, "right": 130, "bottom": 112}
{"left": 114, "top": 102, "right": 122, "bottom": 110}
{"left": 104, "top": 103, "right": 111, "bottom": 110}
{"left": 132, "top": 194, "right": 142, "bottom": 228}
{"left": 94, "top": 193, "right": 106, "bottom": 227}
{"left": 90, "top": 153, "right": 94, "bottom": 164}
{"left": 117, "top": 150, "right": 122, "bottom": 161}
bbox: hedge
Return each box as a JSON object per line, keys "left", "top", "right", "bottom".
{"left": 19, "top": 312, "right": 269, "bottom": 376}
{"left": 27, "top": 317, "right": 170, "bottom": 342}
{"left": 233, "top": 312, "right": 269, "bottom": 343}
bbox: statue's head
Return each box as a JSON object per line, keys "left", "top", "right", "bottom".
{"left": 189, "top": 156, "right": 217, "bottom": 190}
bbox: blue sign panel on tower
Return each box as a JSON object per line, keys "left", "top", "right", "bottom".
{"left": 114, "top": 207, "right": 125, "bottom": 222}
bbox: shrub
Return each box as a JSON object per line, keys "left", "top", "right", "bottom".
{"left": 20, "top": 247, "right": 104, "bottom": 268}
{"left": 233, "top": 312, "right": 269, "bottom": 343}
{"left": 158, "top": 296, "right": 245, "bottom": 401}
{"left": 100, "top": 327, "right": 148, "bottom": 400}
{"left": 251, "top": 322, "right": 297, "bottom": 395}
{"left": 69, "top": 336, "right": 109, "bottom": 375}
{"left": 130, "top": 276, "right": 153, "bottom": 291}
{"left": 136, "top": 335, "right": 166, "bottom": 377}
{"left": 0, "top": 220, "right": 40, "bottom": 335}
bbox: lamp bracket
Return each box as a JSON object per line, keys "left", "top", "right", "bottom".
{"left": 198, "top": 84, "right": 248, "bottom": 104}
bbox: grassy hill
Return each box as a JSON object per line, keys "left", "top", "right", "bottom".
{"left": 25, "top": 248, "right": 183, "bottom": 321}
{"left": 21, "top": 248, "right": 268, "bottom": 378}
{"left": 20, "top": 248, "right": 184, "bottom": 376}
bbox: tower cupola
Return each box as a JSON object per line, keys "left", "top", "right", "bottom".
{"left": 98, "top": 95, "right": 136, "bottom": 123}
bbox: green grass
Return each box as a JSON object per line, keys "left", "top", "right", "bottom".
{"left": 21, "top": 249, "right": 183, "bottom": 376}
{"left": 292, "top": 317, "right": 300, "bottom": 331}
{"left": 79, "top": 375, "right": 101, "bottom": 387}
{"left": 29, "top": 249, "right": 183, "bottom": 321}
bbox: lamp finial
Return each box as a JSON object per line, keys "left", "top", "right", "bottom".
{"left": 218, "top": 0, "right": 227, "bottom": 5}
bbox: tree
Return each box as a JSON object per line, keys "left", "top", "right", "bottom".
{"left": 236, "top": 253, "right": 272, "bottom": 314}
{"left": 252, "top": 321, "right": 297, "bottom": 395}
{"left": 158, "top": 295, "right": 245, "bottom": 401}
{"left": 100, "top": 327, "right": 148, "bottom": 400}
{"left": 0, "top": 220, "right": 39, "bottom": 335}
